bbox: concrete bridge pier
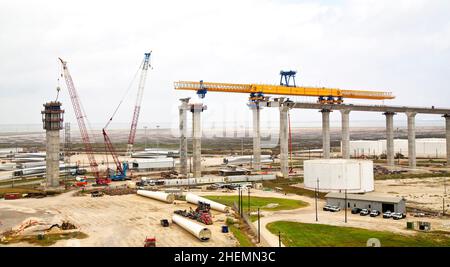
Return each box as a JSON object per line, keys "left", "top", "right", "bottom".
{"left": 444, "top": 114, "right": 450, "bottom": 166}
{"left": 340, "top": 109, "right": 351, "bottom": 159}
{"left": 384, "top": 112, "right": 396, "bottom": 167}
{"left": 178, "top": 98, "right": 190, "bottom": 177}
{"left": 321, "top": 109, "right": 332, "bottom": 159}
{"left": 191, "top": 103, "right": 207, "bottom": 177}
{"left": 248, "top": 102, "right": 262, "bottom": 171}
{"left": 406, "top": 112, "right": 417, "bottom": 169}
{"left": 279, "top": 101, "right": 290, "bottom": 178}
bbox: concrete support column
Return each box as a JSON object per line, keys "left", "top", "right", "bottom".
{"left": 321, "top": 109, "right": 332, "bottom": 159}
{"left": 340, "top": 109, "right": 350, "bottom": 159}
{"left": 178, "top": 98, "right": 190, "bottom": 177}
{"left": 279, "top": 103, "right": 289, "bottom": 178}
{"left": 191, "top": 103, "right": 207, "bottom": 178}
{"left": 249, "top": 102, "right": 262, "bottom": 171}
{"left": 46, "top": 130, "right": 60, "bottom": 187}
{"left": 406, "top": 112, "right": 417, "bottom": 169}
{"left": 444, "top": 115, "right": 450, "bottom": 166}
{"left": 384, "top": 112, "right": 396, "bottom": 167}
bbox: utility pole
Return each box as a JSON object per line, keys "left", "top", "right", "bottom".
{"left": 248, "top": 187, "right": 251, "bottom": 214}
{"left": 345, "top": 189, "right": 348, "bottom": 223}
{"left": 278, "top": 231, "right": 281, "bottom": 247}
{"left": 315, "top": 178, "right": 319, "bottom": 222}
{"left": 237, "top": 187, "right": 241, "bottom": 216}
{"left": 241, "top": 137, "right": 244, "bottom": 156}
{"left": 257, "top": 208, "right": 261, "bottom": 243}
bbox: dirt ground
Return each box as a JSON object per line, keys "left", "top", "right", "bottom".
{"left": 0, "top": 191, "right": 237, "bottom": 247}
{"left": 374, "top": 177, "right": 449, "bottom": 212}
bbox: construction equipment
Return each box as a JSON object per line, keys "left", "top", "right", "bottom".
{"left": 160, "top": 219, "right": 169, "bottom": 227}
{"left": 174, "top": 71, "right": 394, "bottom": 104}
{"left": 144, "top": 237, "right": 156, "bottom": 247}
{"left": 174, "top": 201, "right": 213, "bottom": 225}
{"left": 127, "top": 52, "right": 152, "bottom": 155}
{"left": 102, "top": 129, "right": 128, "bottom": 181}
{"left": 59, "top": 58, "right": 110, "bottom": 185}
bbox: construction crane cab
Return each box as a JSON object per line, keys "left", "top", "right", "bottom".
{"left": 108, "top": 162, "right": 129, "bottom": 181}
{"left": 197, "top": 80, "right": 208, "bottom": 99}
{"left": 280, "top": 70, "right": 297, "bottom": 87}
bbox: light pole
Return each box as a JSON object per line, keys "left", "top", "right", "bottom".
{"left": 156, "top": 125, "right": 160, "bottom": 149}
{"left": 144, "top": 126, "right": 148, "bottom": 149}
{"left": 315, "top": 178, "right": 319, "bottom": 222}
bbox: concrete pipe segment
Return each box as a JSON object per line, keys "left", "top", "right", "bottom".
{"left": 172, "top": 214, "right": 211, "bottom": 241}
{"left": 185, "top": 193, "right": 230, "bottom": 213}
{"left": 137, "top": 190, "right": 175, "bottom": 203}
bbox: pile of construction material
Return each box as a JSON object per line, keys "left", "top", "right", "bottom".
{"left": 102, "top": 187, "right": 137, "bottom": 196}
{"left": 373, "top": 165, "right": 407, "bottom": 175}
{"left": 174, "top": 201, "right": 213, "bottom": 225}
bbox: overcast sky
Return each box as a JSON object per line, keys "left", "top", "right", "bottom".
{"left": 0, "top": 0, "right": 449, "bottom": 131}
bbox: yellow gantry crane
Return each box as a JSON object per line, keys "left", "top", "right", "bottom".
{"left": 174, "top": 71, "right": 394, "bottom": 104}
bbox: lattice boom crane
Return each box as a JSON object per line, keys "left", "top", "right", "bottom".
{"left": 59, "top": 58, "right": 110, "bottom": 185}
{"left": 127, "top": 52, "right": 152, "bottom": 155}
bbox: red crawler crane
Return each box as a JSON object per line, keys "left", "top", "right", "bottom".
{"left": 59, "top": 58, "right": 110, "bottom": 185}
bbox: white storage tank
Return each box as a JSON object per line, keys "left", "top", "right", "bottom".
{"left": 304, "top": 159, "right": 374, "bottom": 193}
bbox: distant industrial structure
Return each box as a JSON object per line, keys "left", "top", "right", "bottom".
{"left": 41, "top": 101, "right": 64, "bottom": 187}
{"left": 347, "top": 138, "right": 447, "bottom": 159}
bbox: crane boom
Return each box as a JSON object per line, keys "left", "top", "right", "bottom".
{"left": 127, "top": 52, "right": 151, "bottom": 155}
{"left": 174, "top": 81, "right": 394, "bottom": 101}
{"left": 102, "top": 129, "right": 123, "bottom": 174}
{"left": 59, "top": 58, "right": 109, "bottom": 185}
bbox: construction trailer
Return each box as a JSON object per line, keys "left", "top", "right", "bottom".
{"left": 131, "top": 158, "right": 174, "bottom": 171}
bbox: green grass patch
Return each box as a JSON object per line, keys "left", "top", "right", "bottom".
{"left": 262, "top": 178, "right": 326, "bottom": 199}
{"left": 228, "top": 225, "right": 254, "bottom": 247}
{"left": 204, "top": 195, "right": 308, "bottom": 212}
{"left": 267, "top": 221, "right": 450, "bottom": 247}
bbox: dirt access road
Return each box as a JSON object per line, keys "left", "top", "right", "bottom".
{"left": 0, "top": 191, "right": 236, "bottom": 247}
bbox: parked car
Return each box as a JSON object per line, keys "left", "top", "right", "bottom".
{"left": 383, "top": 211, "right": 392, "bottom": 218}
{"left": 351, "top": 208, "right": 361, "bottom": 214}
{"left": 392, "top": 212, "right": 406, "bottom": 220}
{"left": 329, "top": 206, "right": 341, "bottom": 212}
{"left": 323, "top": 205, "right": 333, "bottom": 211}
{"left": 370, "top": 210, "right": 380, "bottom": 217}
{"left": 360, "top": 209, "right": 370, "bottom": 216}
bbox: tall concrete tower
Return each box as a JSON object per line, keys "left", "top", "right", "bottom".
{"left": 41, "top": 101, "right": 64, "bottom": 187}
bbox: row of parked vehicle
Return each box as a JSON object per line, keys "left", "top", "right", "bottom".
{"left": 324, "top": 205, "right": 406, "bottom": 220}
{"left": 323, "top": 205, "right": 341, "bottom": 212}
{"left": 351, "top": 208, "right": 406, "bottom": 220}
